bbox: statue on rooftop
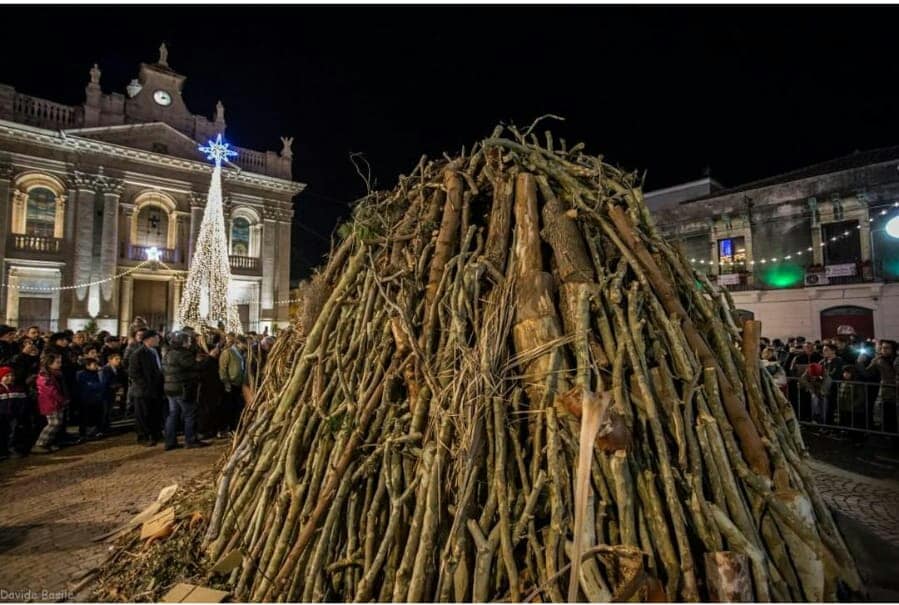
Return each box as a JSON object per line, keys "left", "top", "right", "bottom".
{"left": 158, "top": 42, "right": 169, "bottom": 67}
{"left": 89, "top": 63, "right": 101, "bottom": 85}
{"left": 279, "top": 136, "right": 294, "bottom": 160}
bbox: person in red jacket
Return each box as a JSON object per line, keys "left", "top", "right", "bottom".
{"left": 0, "top": 365, "right": 27, "bottom": 459}
{"left": 34, "top": 353, "right": 68, "bottom": 453}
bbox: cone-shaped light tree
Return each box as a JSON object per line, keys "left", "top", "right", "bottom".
{"left": 178, "top": 134, "right": 242, "bottom": 333}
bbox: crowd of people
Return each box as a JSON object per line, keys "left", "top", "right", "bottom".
{"left": 0, "top": 317, "right": 276, "bottom": 460}
{"left": 757, "top": 334, "right": 898, "bottom": 446}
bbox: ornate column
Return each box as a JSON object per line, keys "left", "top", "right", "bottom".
{"left": 10, "top": 189, "right": 27, "bottom": 234}
{"left": 168, "top": 211, "right": 179, "bottom": 250}
{"left": 70, "top": 171, "right": 97, "bottom": 318}
{"left": 261, "top": 205, "right": 277, "bottom": 317}
{"left": 96, "top": 176, "right": 124, "bottom": 317}
{"left": 855, "top": 193, "right": 872, "bottom": 263}
{"left": 119, "top": 275, "right": 134, "bottom": 336}
{"left": 5, "top": 269, "right": 19, "bottom": 326}
{"left": 0, "top": 165, "right": 12, "bottom": 321}
{"left": 53, "top": 191, "right": 67, "bottom": 239}
{"left": 275, "top": 206, "right": 293, "bottom": 324}
{"left": 250, "top": 281, "right": 261, "bottom": 331}
{"left": 807, "top": 197, "right": 824, "bottom": 265}
{"left": 251, "top": 223, "right": 263, "bottom": 258}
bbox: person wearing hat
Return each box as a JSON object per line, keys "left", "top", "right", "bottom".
{"left": 162, "top": 331, "right": 208, "bottom": 450}
{"left": 127, "top": 330, "right": 165, "bottom": 446}
{"left": 0, "top": 366, "right": 27, "bottom": 459}
{"left": 800, "top": 360, "right": 830, "bottom": 424}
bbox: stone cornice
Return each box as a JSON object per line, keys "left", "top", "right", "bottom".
{"left": 0, "top": 120, "right": 307, "bottom": 196}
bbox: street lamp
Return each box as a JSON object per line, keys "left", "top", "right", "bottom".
{"left": 886, "top": 215, "right": 899, "bottom": 240}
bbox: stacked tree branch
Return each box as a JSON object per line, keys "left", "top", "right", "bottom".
{"left": 203, "top": 123, "right": 860, "bottom": 602}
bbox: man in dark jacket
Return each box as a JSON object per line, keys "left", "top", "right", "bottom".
{"left": 128, "top": 330, "right": 164, "bottom": 446}
{"left": 0, "top": 325, "right": 20, "bottom": 366}
{"left": 162, "top": 331, "right": 208, "bottom": 450}
{"left": 121, "top": 328, "right": 146, "bottom": 424}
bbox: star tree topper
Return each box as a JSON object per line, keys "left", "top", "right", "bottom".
{"left": 199, "top": 133, "right": 238, "bottom": 167}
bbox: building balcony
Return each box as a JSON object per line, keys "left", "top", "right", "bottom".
{"left": 9, "top": 233, "right": 63, "bottom": 254}
{"left": 120, "top": 243, "right": 181, "bottom": 264}
{"left": 229, "top": 255, "right": 260, "bottom": 273}
{"left": 713, "top": 260, "right": 883, "bottom": 292}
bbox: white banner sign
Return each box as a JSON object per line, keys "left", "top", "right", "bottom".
{"left": 825, "top": 263, "right": 856, "bottom": 278}
{"left": 717, "top": 273, "right": 742, "bottom": 285}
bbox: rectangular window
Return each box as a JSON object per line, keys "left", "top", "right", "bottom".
{"left": 822, "top": 220, "right": 860, "bottom": 265}
{"left": 718, "top": 236, "right": 746, "bottom": 272}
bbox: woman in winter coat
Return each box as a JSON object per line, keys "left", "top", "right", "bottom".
{"left": 34, "top": 353, "right": 68, "bottom": 453}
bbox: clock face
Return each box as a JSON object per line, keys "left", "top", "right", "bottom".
{"left": 153, "top": 90, "right": 172, "bottom": 106}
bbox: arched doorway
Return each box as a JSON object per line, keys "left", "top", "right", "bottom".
{"left": 820, "top": 306, "right": 874, "bottom": 341}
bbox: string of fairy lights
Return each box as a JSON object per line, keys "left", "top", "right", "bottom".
{"left": 0, "top": 257, "right": 173, "bottom": 292}
{"left": 690, "top": 203, "right": 899, "bottom": 269}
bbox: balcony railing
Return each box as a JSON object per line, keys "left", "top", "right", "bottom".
{"left": 10, "top": 234, "right": 62, "bottom": 253}
{"left": 713, "top": 261, "right": 880, "bottom": 292}
{"left": 121, "top": 243, "right": 180, "bottom": 264}
{"left": 13, "top": 93, "right": 77, "bottom": 128}
{"left": 233, "top": 147, "right": 267, "bottom": 173}
{"left": 229, "top": 255, "right": 260, "bottom": 271}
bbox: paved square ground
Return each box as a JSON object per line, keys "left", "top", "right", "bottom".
{"left": 0, "top": 434, "right": 226, "bottom": 602}
{"left": 0, "top": 430, "right": 896, "bottom": 602}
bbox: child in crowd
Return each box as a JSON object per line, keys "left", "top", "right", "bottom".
{"left": 34, "top": 353, "right": 69, "bottom": 453}
{"left": 0, "top": 366, "right": 28, "bottom": 459}
{"left": 799, "top": 361, "right": 830, "bottom": 424}
{"left": 101, "top": 353, "right": 125, "bottom": 428}
{"left": 77, "top": 357, "right": 106, "bottom": 439}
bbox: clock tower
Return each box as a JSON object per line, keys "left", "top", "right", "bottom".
{"left": 79, "top": 42, "right": 225, "bottom": 144}
{"left": 119, "top": 43, "right": 224, "bottom": 142}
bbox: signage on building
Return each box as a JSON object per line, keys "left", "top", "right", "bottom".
{"left": 825, "top": 263, "right": 857, "bottom": 278}
{"left": 717, "top": 273, "right": 742, "bottom": 286}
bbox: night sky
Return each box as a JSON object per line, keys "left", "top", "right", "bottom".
{"left": 3, "top": 6, "right": 899, "bottom": 280}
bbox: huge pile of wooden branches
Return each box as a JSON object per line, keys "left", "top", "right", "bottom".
{"left": 204, "top": 123, "right": 860, "bottom": 602}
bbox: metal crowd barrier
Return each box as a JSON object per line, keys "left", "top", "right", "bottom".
{"left": 785, "top": 376, "right": 899, "bottom": 437}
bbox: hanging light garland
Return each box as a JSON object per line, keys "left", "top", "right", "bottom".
{"left": 690, "top": 205, "right": 899, "bottom": 269}
{"left": 0, "top": 258, "right": 167, "bottom": 292}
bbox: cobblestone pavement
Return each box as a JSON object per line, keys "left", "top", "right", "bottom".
{"left": 0, "top": 428, "right": 897, "bottom": 602}
{"left": 808, "top": 458, "right": 899, "bottom": 547}
{"left": 0, "top": 433, "right": 226, "bottom": 602}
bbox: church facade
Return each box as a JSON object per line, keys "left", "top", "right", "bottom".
{"left": 0, "top": 44, "right": 305, "bottom": 335}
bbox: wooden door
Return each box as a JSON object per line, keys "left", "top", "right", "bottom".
{"left": 18, "top": 297, "right": 52, "bottom": 331}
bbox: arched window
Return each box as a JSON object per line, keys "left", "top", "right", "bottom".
{"left": 135, "top": 204, "right": 169, "bottom": 248}
{"left": 231, "top": 217, "right": 251, "bottom": 256}
{"left": 229, "top": 207, "right": 261, "bottom": 258}
{"left": 12, "top": 172, "right": 67, "bottom": 239}
{"left": 25, "top": 187, "right": 57, "bottom": 237}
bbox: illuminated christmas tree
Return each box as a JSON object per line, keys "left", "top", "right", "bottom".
{"left": 178, "top": 134, "right": 242, "bottom": 333}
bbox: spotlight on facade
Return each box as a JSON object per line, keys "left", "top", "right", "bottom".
{"left": 146, "top": 246, "right": 162, "bottom": 262}
{"left": 886, "top": 215, "right": 899, "bottom": 240}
